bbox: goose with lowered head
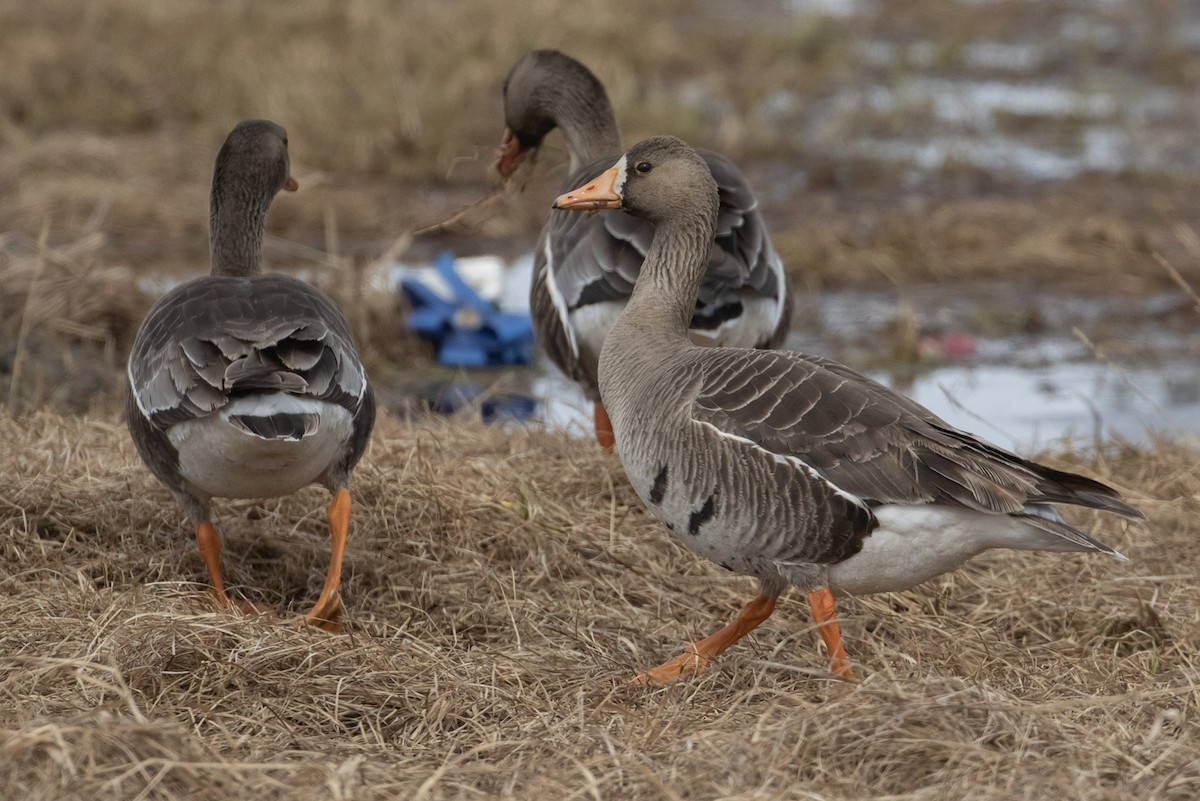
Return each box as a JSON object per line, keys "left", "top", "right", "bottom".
{"left": 496, "top": 50, "right": 792, "bottom": 452}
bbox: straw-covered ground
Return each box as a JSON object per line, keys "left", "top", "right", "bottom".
{"left": 1, "top": 411, "right": 1197, "bottom": 800}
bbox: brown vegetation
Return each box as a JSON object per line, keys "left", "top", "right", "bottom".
{"left": 1, "top": 0, "right": 1198, "bottom": 290}
{"left": 1, "top": 411, "right": 1196, "bottom": 799}
{"left": 2, "top": 2, "right": 1199, "bottom": 796}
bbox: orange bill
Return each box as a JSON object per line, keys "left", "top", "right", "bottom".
{"left": 553, "top": 166, "right": 622, "bottom": 211}
{"left": 494, "top": 127, "right": 525, "bottom": 179}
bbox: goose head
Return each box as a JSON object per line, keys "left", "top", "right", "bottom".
{"left": 212, "top": 119, "right": 298, "bottom": 200}
{"left": 495, "top": 50, "right": 619, "bottom": 179}
{"left": 552, "top": 135, "right": 718, "bottom": 228}
{"left": 208, "top": 119, "right": 299, "bottom": 277}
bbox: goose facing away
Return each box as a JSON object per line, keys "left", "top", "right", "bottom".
{"left": 496, "top": 49, "right": 792, "bottom": 451}
{"left": 553, "top": 136, "right": 1143, "bottom": 684}
{"left": 126, "top": 119, "right": 376, "bottom": 632}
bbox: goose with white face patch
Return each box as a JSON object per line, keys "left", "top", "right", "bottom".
{"left": 554, "top": 135, "right": 1143, "bottom": 685}
{"left": 495, "top": 50, "right": 792, "bottom": 452}
{"left": 125, "top": 119, "right": 376, "bottom": 632}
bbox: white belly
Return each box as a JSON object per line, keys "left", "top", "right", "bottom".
{"left": 570, "top": 302, "right": 625, "bottom": 360}
{"left": 168, "top": 394, "right": 353, "bottom": 499}
{"left": 827, "top": 505, "right": 1079, "bottom": 596}
{"left": 689, "top": 295, "right": 781, "bottom": 348}
{"left": 572, "top": 296, "right": 779, "bottom": 356}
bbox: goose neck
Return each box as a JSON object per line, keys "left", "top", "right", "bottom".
{"left": 547, "top": 91, "right": 621, "bottom": 175}
{"left": 208, "top": 180, "right": 271, "bottom": 277}
{"left": 621, "top": 213, "right": 714, "bottom": 340}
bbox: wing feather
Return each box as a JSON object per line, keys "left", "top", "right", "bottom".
{"left": 128, "top": 274, "right": 368, "bottom": 430}
{"left": 691, "top": 349, "right": 1142, "bottom": 518}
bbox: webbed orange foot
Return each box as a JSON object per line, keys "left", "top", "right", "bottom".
{"left": 629, "top": 594, "right": 777, "bottom": 686}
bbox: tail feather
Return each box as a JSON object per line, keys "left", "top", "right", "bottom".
{"left": 1018, "top": 505, "right": 1127, "bottom": 561}
{"left": 943, "top": 426, "right": 1145, "bottom": 520}
{"left": 1024, "top": 461, "right": 1144, "bottom": 520}
{"left": 229, "top": 412, "right": 320, "bottom": 441}
{"left": 1060, "top": 489, "right": 1145, "bottom": 520}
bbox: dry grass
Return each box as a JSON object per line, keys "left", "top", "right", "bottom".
{"left": 2, "top": 4, "right": 1198, "bottom": 791}
{"left": 0, "top": 0, "right": 830, "bottom": 173}
{"left": 768, "top": 176, "right": 1200, "bottom": 293}
{"left": 1, "top": 410, "right": 1197, "bottom": 800}
{"left": 0, "top": 0, "right": 753, "bottom": 268}
{"left": 0, "top": 230, "right": 149, "bottom": 414}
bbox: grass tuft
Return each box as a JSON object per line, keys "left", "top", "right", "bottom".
{"left": 1, "top": 411, "right": 1197, "bottom": 799}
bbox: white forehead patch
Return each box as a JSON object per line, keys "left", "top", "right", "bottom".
{"left": 611, "top": 155, "right": 628, "bottom": 197}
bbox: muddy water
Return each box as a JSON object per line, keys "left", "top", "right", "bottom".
{"left": 771, "top": 0, "right": 1200, "bottom": 183}
{"left": 785, "top": 283, "right": 1200, "bottom": 449}
{"left": 400, "top": 257, "right": 1199, "bottom": 451}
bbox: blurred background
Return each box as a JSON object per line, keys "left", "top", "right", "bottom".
{"left": 2, "top": 0, "right": 1198, "bottom": 449}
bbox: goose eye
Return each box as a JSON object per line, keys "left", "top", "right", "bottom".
{"left": 635, "top": 161, "right": 652, "bottom": 173}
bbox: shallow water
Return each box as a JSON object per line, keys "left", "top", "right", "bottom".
{"left": 396, "top": 257, "right": 1200, "bottom": 451}
{"left": 765, "top": 1, "right": 1200, "bottom": 183}
{"left": 520, "top": 354, "right": 1195, "bottom": 453}
{"left": 526, "top": 340, "right": 1200, "bottom": 452}
{"left": 898, "top": 358, "right": 1199, "bottom": 449}
{"left": 811, "top": 76, "right": 1188, "bottom": 181}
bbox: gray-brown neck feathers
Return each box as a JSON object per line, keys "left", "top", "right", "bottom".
{"left": 620, "top": 137, "right": 721, "bottom": 338}
{"left": 208, "top": 120, "right": 291, "bottom": 278}
{"left": 627, "top": 207, "right": 716, "bottom": 336}
{"left": 504, "top": 50, "right": 622, "bottom": 174}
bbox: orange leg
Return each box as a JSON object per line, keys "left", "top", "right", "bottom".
{"left": 593, "top": 403, "right": 615, "bottom": 454}
{"left": 195, "top": 521, "right": 273, "bottom": 617}
{"left": 807, "top": 588, "right": 858, "bottom": 681}
{"left": 630, "top": 594, "right": 778, "bottom": 685}
{"left": 304, "top": 487, "right": 351, "bottom": 633}
{"left": 195, "top": 521, "right": 230, "bottom": 607}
